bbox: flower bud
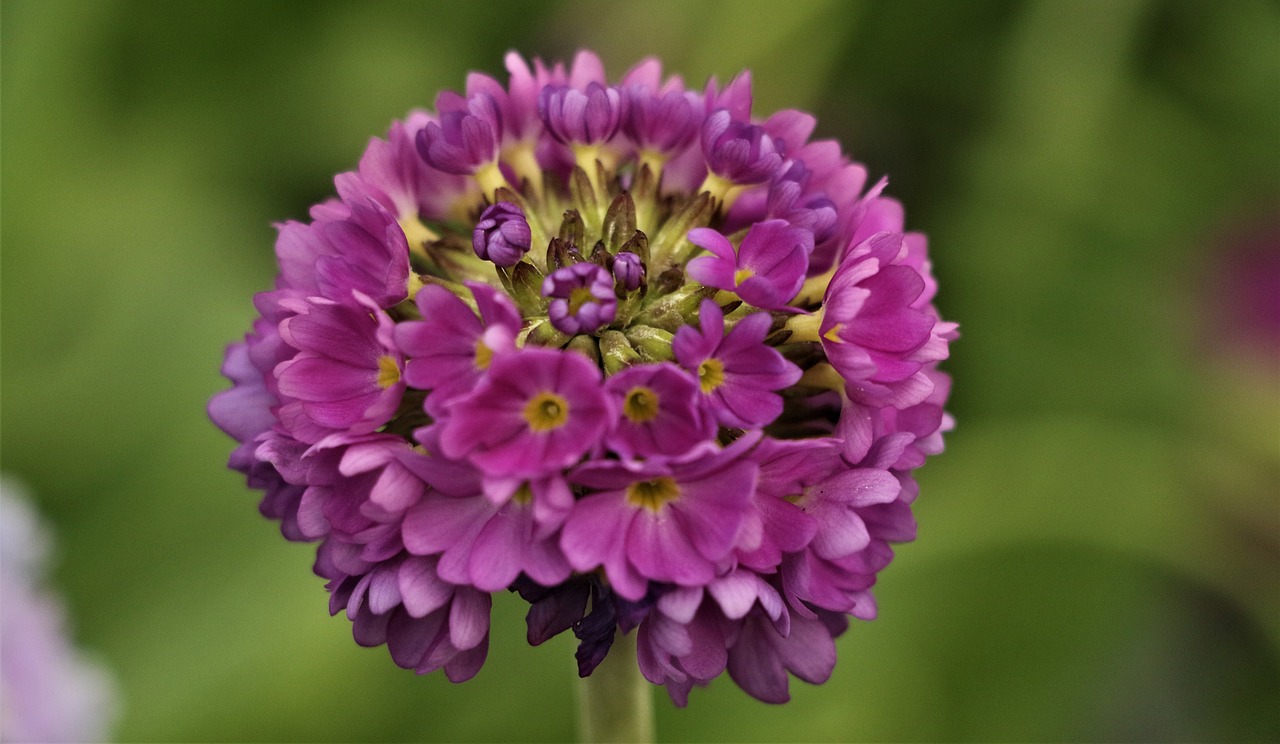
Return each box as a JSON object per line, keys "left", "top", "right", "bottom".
{"left": 624, "top": 88, "right": 699, "bottom": 156}
{"left": 416, "top": 94, "right": 502, "bottom": 175}
{"left": 613, "top": 251, "right": 645, "bottom": 291}
{"left": 701, "top": 109, "right": 783, "bottom": 185}
{"left": 538, "top": 83, "right": 624, "bottom": 146}
{"left": 473, "top": 202, "right": 532, "bottom": 266}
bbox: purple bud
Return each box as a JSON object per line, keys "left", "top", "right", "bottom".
{"left": 766, "top": 161, "right": 838, "bottom": 244}
{"left": 612, "top": 252, "right": 645, "bottom": 291}
{"left": 800, "top": 195, "right": 839, "bottom": 245}
{"left": 416, "top": 94, "right": 502, "bottom": 175}
{"left": 543, "top": 262, "right": 617, "bottom": 334}
{"left": 766, "top": 160, "right": 811, "bottom": 216}
{"left": 701, "top": 109, "right": 784, "bottom": 185}
{"left": 538, "top": 83, "right": 624, "bottom": 146}
{"left": 624, "top": 88, "right": 700, "bottom": 156}
{"left": 473, "top": 202, "right": 532, "bottom": 267}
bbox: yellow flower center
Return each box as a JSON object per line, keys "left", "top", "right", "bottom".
{"left": 822, "top": 322, "right": 845, "bottom": 344}
{"left": 622, "top": 386, "right": 660, "bottom": 423}
{"left": 523, "top": 391, "right": 570, "bottom": 432}
{"left": 376, "top": 355, "right": 401, "bottom": 389}
{"left": 697, "top": 358, "right": 725, "bottom": 393}
{"left": 512, "top": 483, "right": 534, "bottom": 505}
{"left": 733, "top": 267, "right": 755, "bottom": 286}
{"left": 625, "top": 477, "right": 681, "bottom": 512}
{"left": 474, "top": 337, "right": 494, "bottom": 370}
{"left": 568, "top": 286, "right": 597, "bottom": 315}
{"left": 783, "top": 488, "right": 809, "bottom": 507}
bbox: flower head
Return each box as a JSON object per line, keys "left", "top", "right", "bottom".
{"left": 544, "top": 262, "right": 618, "bottom": 335}
{"left": 212, "top": 50, "right": 954, "bottom": 706}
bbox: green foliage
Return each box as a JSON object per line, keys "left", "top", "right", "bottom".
{"left": 2, "top": 0, "right": 1277, "bottom": 740}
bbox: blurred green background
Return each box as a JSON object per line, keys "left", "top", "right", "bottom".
{"left": 3, "top": 0, "right": 1278, "bottom": 741}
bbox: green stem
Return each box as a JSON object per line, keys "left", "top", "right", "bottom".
{"left": 576, "top": 631, "right": 655, "bottom": 744}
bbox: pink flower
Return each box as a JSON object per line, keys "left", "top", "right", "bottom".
{"left": 438, "top": 347, "right": 615, "bottom": 478}
{"left": 561, "top": 438, "right": 759, "bottom": 601}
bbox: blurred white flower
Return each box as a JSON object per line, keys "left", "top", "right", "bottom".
{"left": 2, "top": 478, "right": 117, "bottom": 743}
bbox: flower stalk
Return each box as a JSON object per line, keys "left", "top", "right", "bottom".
{"left": 576, "top": 631, "right": 654, "bottom": 744}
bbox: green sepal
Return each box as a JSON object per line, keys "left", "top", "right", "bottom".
{"left": 600, "top": 330, "right": 641, "bottom": 374}
{"left": 546, "top": 237, "right": 579, "bottom": 272}
{"left": 588, "top": 241, "right": 611, "bottom": 270}
{"left": 601, "top": 192, "right": 637, "bottom": 253}
{"left": 567, "top": 334, "right": 602, "bottom": 366}
{"left": 570, "top": 166, "right": 601, "bottom": 235}
{"left": 526, "top": 319, "right": 570, "bottom": 348}
{"left": 650, "top": 191, "right": 713, "bottom": 270}
{"left": 635, "top": 283, "right": 716, "bottom": 332}
{"left": 510, "top": 261, "right": 548, "bottom": 315}
{"left": 624, "top": 325, "right": 675, "bottom": 362}
{"left": 619, "top": 230, "right": 650, "bottom": 270}
{"left": 650, "top": 266, "right": 685, "bottom": 298}
{"left": 558, "top": 209, "right": 585, "bottom": 251}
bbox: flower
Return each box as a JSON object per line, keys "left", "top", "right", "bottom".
{"left": 416, "top": 94, "right": 502, "bottom": 176}
{"left": 274, "top": 291, "right": 404, "bottom": 442}
{"left": 1, "top": 479, "right": 118, "bottom": 742}
{"left": 539, "top": 83, "right": 625, "bottom": 147}
{"left": 672, "top": 300, "right": 802, "bottom": 429}
{"left": 686, "top": 219, "right": 813, "bottom": 310}
{"left": 395, "top": 281, "right": 520, "bottom": 416}
{"left": 612, "top": 251, "right": 645, "bottom": 291}
{"left": 211, "top": 50, "right": 955, "bottom": 706}
{"left": 544, "top": 261, "right": 618, "bottom": 335}
{"left": 473, "top": 202, "right": 533, "bottom": 267}
{"left": 701, "top": 110, "right": 784, "bottom": 186}
{"left": 603, "top": 362, "right": 714, "bottom": 458}
{"left": 562, "top": 438, "right": 760, "bottom": 601}
{"left": 438, "top": 346, "right": 614, "bottom": 477}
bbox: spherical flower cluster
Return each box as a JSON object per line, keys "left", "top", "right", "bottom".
{"left": 210, "top": 50, "right": 956, "bottom": 705}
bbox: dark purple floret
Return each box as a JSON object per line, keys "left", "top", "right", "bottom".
{"left": 473, "top": 201, "right": 532, "bottom": 266}
{"left": 764, "top": 161, "right": 839, "bottom": 244}
{"left": 573, "top": 579, "right": 619, "bottom": 676}
{"left": 612, "top": 251, "right": 645, "bottom": 291}
{"left": 767, "top": 160, "right": 811, "bottom": 216}
{"left": 416, "top": 94, "right": 502, "bottom": 175}
{"left": 514, "top": 576, "right": 591, "bottom": 646}
{"left": 701, "top": 109, "right": 784, "bottom": 185}
{"left": 798, "top": 195, "right": 839, "bottom": 245}
{"left": 624, "top": 88, "right": 700, "bottom": 155}
{"left": 538, "top": 83, "right": 624, "bottom": 146}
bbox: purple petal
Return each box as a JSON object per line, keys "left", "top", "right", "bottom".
{"left": 626, "top": 510, "right": 714, "bottom": 587}
{"left": 398, "top": 558, "right": 454, "bottom": 618}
